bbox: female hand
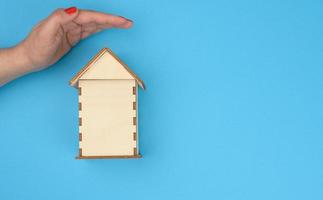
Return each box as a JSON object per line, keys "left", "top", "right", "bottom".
{"left": 0, "top": 7, "right": 133, "bottom": 85}
{"left": 23, "top": 7, "right": 132, "bottom": 71}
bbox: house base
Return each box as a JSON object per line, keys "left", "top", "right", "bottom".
{"left": 76, "top": 155, "right": 142, "bottom": 159}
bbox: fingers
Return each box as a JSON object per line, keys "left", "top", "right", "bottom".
{"left": 74, "top": 10, "right": 133, "bottom": 29}
{"left": 49, "top": 7, "right": 79, "bottom": 25}
{"left": 66, "top": 32, "right": 81, "bottom": 47}
{"left": 73, "top": 22, "right": 99, "bottom": 39}
{"left": 71, "top": 10, "right": 133, "bottom": 40}
{"left": 40, "top": 8, "right": 79, "bottom": 38}
{"left": 82, "top": 22, "right": 97, "bottom": 33}
{"left": 35, "top": 7, "right": 133, "bottom": 47}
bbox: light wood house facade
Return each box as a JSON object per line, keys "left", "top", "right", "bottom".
{"left": 70, "top": 48, "right": 145, "bottom": 159}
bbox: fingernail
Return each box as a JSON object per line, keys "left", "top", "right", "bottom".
{"left": 119, "top": 16, "right": 133, "bottom": 23}
{"left": 64, "top": 7, "right": 77, "bottom": 14}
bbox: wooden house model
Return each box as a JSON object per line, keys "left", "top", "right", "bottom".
{"left": 69, "top": 48, "right": 145, "bottom": 159}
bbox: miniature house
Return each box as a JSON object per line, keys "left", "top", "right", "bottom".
{"left": 69, "top": 48, "right": 145, "bottom": 159}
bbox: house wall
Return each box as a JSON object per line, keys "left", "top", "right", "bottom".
{"left": 78, "top": 79, "right": 138, "bottom": 157}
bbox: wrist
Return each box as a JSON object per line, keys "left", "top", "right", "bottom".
{"left": 13, "top": 42, "right": 36, "bottom": 74}
{"left": 0, "top": 44, "right": 35, "bottom": 86}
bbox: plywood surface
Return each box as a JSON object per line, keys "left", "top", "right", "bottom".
{"left": 69, "top": 48, "right": 145, "bottom": 89}
{"left": 79, "top": 79, "right": 137, "bottom": 156}
{"left": 80, "top": 52, "right": 133, "bottom": 80}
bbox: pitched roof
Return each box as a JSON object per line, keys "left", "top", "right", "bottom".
{"left": 69, "top": 48, "right": 145, "bottom": 89}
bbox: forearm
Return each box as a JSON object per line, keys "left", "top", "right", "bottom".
{"left": 0, "top": 44, "right": 32, "bottom": 86}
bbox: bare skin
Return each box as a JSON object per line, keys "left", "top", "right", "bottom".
{"left": 0, "top": 7, "right": 133, "bottom": 86}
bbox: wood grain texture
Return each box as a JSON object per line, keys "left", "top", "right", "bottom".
{"left": 133, "top": 132, "right": 137, "bottom": 141}
{"left": 69, "top": 48, "right": 145, "bottom": 89}
{"left": 78, "top": 80, "right": 137, "bottom": 156}
{"left": 133, "top": 117, "right": 137, "bottom": 125}
{"left": 70, "top": 48, "right": 144, "bottom": 159}
{"left": 133, "top": 86, "right": 136, "bottom": 95}
{"left": 80, "top": 52, "right": 133, "bottom": 80}
{"left": 70, "top": 48, "right": 107, "bottom": 87}
{"left": 134, "top": 84, "right": 139, "bottom": 152}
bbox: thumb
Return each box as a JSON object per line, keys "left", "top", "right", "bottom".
{"left": 41, "top": 7, "right": 79, "bottom": 36}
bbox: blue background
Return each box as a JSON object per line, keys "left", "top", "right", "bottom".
{"left": 0, "top": 0, "right": 322, "bottom": 199}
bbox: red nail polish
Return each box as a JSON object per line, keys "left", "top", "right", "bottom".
{"left": 64, "top": 7, "right": 77, "bottom": 14}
